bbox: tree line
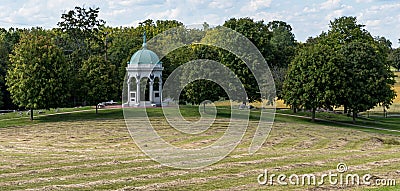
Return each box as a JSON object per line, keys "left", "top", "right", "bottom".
{"left": 0, "top": 7, "right": 296, "bottom": 113}
{"left": 0, "top": 7, "right": 398, "bottom": 122}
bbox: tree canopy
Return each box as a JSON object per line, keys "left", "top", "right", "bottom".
{"left": 0, "top": 28, "right": 21, "bottom": 109}
{"left": 0, "top": 7, "right": 397, "bottom": 125}
{"left": 390, "top": 48, "right": 400, "bottom": 71}
{"left": 6, "top": 29, "right": 69, "bottom": 119}
{"left": 283, "top": 43, "right": 339, "bottom": 121}
{"left": 283, "top": 16, "right": 396, "bottom": 123}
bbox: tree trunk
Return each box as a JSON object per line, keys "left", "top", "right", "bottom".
{"left": 383, "top": 107, "right": 387, "bottom": 118}
{"left": 311, "top": 107, "right": 316, "bottom": 122}
{"left": 293, "top": 105, "right": 297, "bottom": 113}
{"left": 96, "top": 104, "right": 98, "bottom": 114}
{"left": 344, "top": 105, "right": 347, "bottom": 114}
{"left": 352, "top": 111, "right": 357, "bottom": 124}
{"left": 30, "top": 108, "right": 33, "bottom": 121}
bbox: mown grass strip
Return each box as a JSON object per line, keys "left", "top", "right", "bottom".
{"left": 21, "top": 149, "right": 396, "bottom": 191}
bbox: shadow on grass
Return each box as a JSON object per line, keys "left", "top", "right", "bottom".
{"left": 34, "top": 106, "right": 219, "bottom": 123}
{"left": 2, "top": 106, "right": 400, "bottom": 136}
{"left": 276, "top": 110, "right": 400, "bottom": 135}
{"left": 37, "top": 109, "right": 124, "bottom": 123}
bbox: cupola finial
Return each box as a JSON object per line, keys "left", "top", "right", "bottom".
{"left": 142, "top": 31, "right": 147, "bottom": 48}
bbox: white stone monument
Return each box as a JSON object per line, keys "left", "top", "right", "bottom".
{"left": 125, "top": 32, "right": 163, "bottom": 107}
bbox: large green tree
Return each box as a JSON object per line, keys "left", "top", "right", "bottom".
{"left": 268, "top": 20, "right": 296, "bottom": 68}
{"left": 80, "top": 55, "right": 117, "bottom": 113}
{"left": 57, "top": 6, "right": 105, "bottom": 55}
{"left": 56, "top": 6, "right": 106, "bottom": 106}
{"left": 219, "top": 18, "right": 295, "bottom": 102}
{"left": 284, "top": 16, "right": 396, "bottom": 123}
{"left": 340, "top": 41, "right": 395, "bottom": 122}
{"left": 182, "top": 80, "right": 224, "bottom": 105}
{"left": 6, "top": 29, "right": 69, "bottom": 120}
{"left": 267, "top": 21, "right": 297, "bottom": 98}
{"left": 325, "top": 17, "right": 395, "bottom": 121}
{"left": 105, "top": 26, "right": 143, "bottom": 98}
{"left": 283, "top": 43, "right": 340, "bottom": 121}
{"left": 220, "top": 18, "right": 272, "bottom": 102}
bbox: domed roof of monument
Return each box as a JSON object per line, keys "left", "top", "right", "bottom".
{"left": 129, "top": 32, "right": 160, "bottom": 65}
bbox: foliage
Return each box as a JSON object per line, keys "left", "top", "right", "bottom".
{"left": 0, "top": 8, "right": 299, "bottom": 108}
{"left": 0, "top": 28, "right": 22, "bottom": 109}
{"left": 181, "top": 80, "right": 224, "bottom": 105}
{"left": 80, "top": 55, "right": 118, "bottom": 105}
{"left": 179, "top": 44, "right": 224, "bottom": 104}
{"left": 218, "top": 18, "right": 270, "bottom": 102}
{"left": 267, "top": 21, "right": 297, "bottom": 97}
{"left": 56, "top": 6, "right": 106, "bottom": 106}
{"left": 105, "top": 26, "right": 143, "bottom": 96}
{"left": 57, "top": 6, "right": 105, "bottom": 53}
{"left": 283, "top": 43, "right": 339, "bottom": 121}
{"left": 0, "top": 8, "right": 396, "bottom": 114}
{"left": 340, "top": 41, "right": 396, "bottom": 121}
{"left": 324, "top": 17, "right": 396, "bottom": 122}
{"left": 390, "top": 48, "right": 400, "bottom": 71}
{"left": 267, "top": 20, "right": 296, "bottom": 68}
{"left": 6, "top": 28, "right": 69, "bottom": 118}
{"left": 283, "top": 16, "right": 396, "bottom": 123}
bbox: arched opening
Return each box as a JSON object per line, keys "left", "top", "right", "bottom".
{"left": 140, "top": 77, "right": 150, "bottom": 101}
{"left": 153, "top": 77, "right": 161, "bottom": 103}
{"left": 154, "top": 77, "right": 160, "bottom": 90}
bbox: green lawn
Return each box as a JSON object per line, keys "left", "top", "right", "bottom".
{"left": 0, "top": 106, "right": 399, "bottom": 190}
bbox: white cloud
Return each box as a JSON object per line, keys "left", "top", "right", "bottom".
{"left": 370, "top": 3, "right": 400, "bottom": 11}
{"left": 208, "top": 0, "right": 233, "bottom": 9}
{"left": 323, "top": 4, "right": 353, "bottom": 23}
{"left": 355, "top": 0, "right": 372, "bottom": 3}
{"left": 320, "top": 0, "right": 341, "bottom": 10}
{"left": 0, "top": 0, "right": 400, "bottom": 47}
{"left": 146, "top": 8, "right": 181, "bottom": 20}
{"left": 365, "top": 19, "right": 382, "bottom": 27}
{"left": 241, "top": 0, "right": 272, "bottom": 12}
{"left": 357, "top": 2, "right": 400, "bottom": 45}
{"left": 303, "top": 6, "right": 318, "bottom": 13}
{"left": 118, "top": 0, "right": 135, "bottom": 7}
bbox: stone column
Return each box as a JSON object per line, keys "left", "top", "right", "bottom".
{"left": 136, "top": 77, "right": 140, "bottom": 105}
{"left": 127, "top": 78, "right": 131, "bottom": 105}
{"left": 159, "top": 79, "right": 162, "bottom": 104}
{"left": 149, "top": 80, "right": 154, "bottom": 103}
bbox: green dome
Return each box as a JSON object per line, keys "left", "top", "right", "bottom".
{"left": 129, "top": 46, "right": 160, "bottom": 65}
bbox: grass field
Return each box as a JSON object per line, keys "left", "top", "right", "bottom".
{"left": 0, "top": 107, "right": 399, "bottom": 190}
{"left": 392, "top": 72, "right": 400, "bottom": 104}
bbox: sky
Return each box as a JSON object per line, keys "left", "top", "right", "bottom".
{"left": 0, "top": 0, "right": 399, "bottom": 47}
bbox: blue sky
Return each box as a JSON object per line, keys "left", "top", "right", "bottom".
{"left": 0, "top": 0, "right": 399, "bottom": 47}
